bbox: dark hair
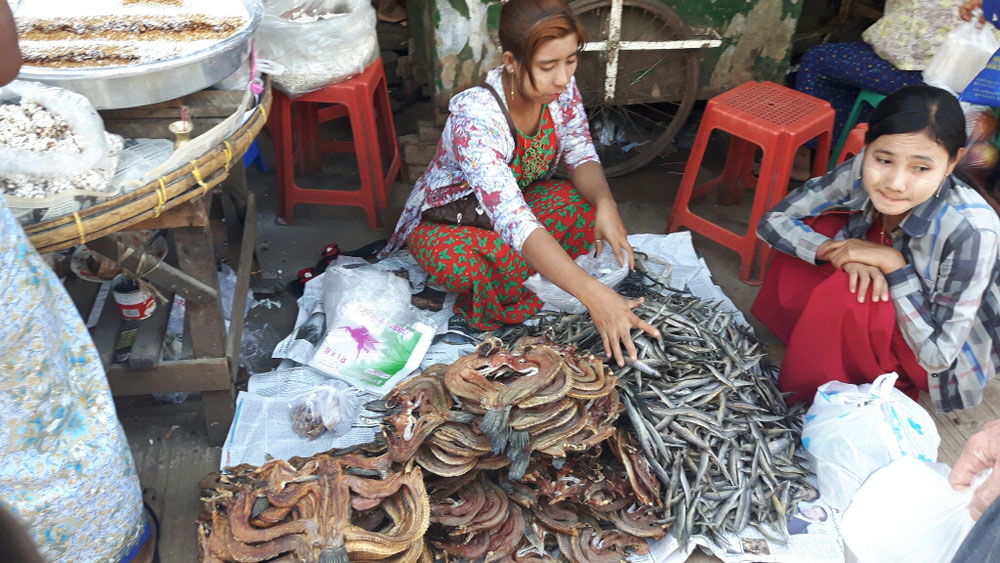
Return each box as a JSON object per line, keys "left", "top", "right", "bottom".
{"left": 865, "top": 85, "right": 967, "bottom": 159}
{"left": 499, "top": 0, "right": 585, "bottom": 97}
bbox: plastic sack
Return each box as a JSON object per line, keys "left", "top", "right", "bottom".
{"left": 289, "top": 384, "right": 360, "bottom": 439}
{"left": 842, "top": 457, "right": 987, "bottom": 563}
{"left": 0, "top": 81, "right": 109, "bottom": 178}
{"left": 214, "top": 53, "right": 285, "bottom": 92}
{"left": 960, "top": 48, "right": 1000, "bottom": 106}
{"left": 308, "top": 261, "right": 435, "bottom": 395}
{"left": 257, "top": 0, "right": 379, "bottom": 97}
{"left": 523, "top": 244, "right": 630, "bottom": 314}
{"left": 800, "top": 372, "right": 941, "bottom": 510}
{"left": 924, "top": 12, "right": 1000, "bottom": 94}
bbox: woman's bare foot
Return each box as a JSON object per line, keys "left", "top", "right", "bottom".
{"left": 376, "top": 0, "right": 407, "bottom": 25}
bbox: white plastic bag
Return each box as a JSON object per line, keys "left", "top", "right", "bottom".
{"left": 288, "top": 384, "right": 359, "bottom": 439}
{"left": 258, "top": 0, "right": 379, "bottom": 97}
{"left": 800, "top": 372, "right": 940, "bottom": 509}
{"left": 923, "top": 11, "right": 1000, "bottom": 94}
{"left": 308, "top": 261, "right": 435, "bottom": 395}
{"left": 524, "top": 244, "right": 631, "bottom": 314}
{"left": 842, "top": 457, "right": 986, "bottom": 563}
{"left": 0, "top": 81, "right": 108, "bottom": 177}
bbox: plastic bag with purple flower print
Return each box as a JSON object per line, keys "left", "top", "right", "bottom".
{"left": 308, "top": 260, "right": 435, "bottom": 395}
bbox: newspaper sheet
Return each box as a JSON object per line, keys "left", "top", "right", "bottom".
{"left": 220, "top": 391, "right": 381, "bottom": 470}
{"left": 631, "top": 478, "right": 845, "bottom": 563}
{"left": 271, "top": 274, "right": 327, "bottom": 365}
{"left": 111, "top": 138, "right": 175, "bottom": 194}
{"left": 628, "top": 232, "right": 748, "bottom": 327}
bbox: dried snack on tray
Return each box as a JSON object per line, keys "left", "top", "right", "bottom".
{"left": 0, "top": 80, "right": 108, "bottom": 177}
{"left": 3, "top": 132, "right": 124, "bottom": 226}
{"left": 13, "top": 0, "right": 252, "bottom": 68}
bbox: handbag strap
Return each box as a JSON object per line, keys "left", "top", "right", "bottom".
{"left": 481, "top": 82, "right": 518, "bottom": 163}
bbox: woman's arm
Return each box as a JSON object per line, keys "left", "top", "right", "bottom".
{"left": 571, "top": 160, "right": 633, "bottom": 268}
{"left": 887, "top": 224, "right": 999, "bottom": 373}
{"left": 446, "top": 99, "right": 658, "bottom": 365}
{"left": 557, "top": 76, "right": 600, "bottom": 176}
{"left": 757, "top": 157, "right": 862, "bottom": 263}
{"left": 0, "top": 0, "right": 21, "bottom": 86}
{"left": 520, "top": 227, "right": 658, "bottom": 366}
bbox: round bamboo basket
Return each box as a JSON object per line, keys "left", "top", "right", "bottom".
{"left": 25, "top": 80, "right": 273, "bottom": 254}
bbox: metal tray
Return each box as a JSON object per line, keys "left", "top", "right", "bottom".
{"left": 15, "top": 0, "right": 261, "bottom": 110}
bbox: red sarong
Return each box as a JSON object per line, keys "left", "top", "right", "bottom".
{"left": 751, "top": 213, "right": 928, "bottom": 404}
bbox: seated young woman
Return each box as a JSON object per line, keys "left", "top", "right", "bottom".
{"left": 379, "top": 0, "right": 658, "bottom": 366}
{"left": 753, "top": 85, "right": 1000, "bottom": 412}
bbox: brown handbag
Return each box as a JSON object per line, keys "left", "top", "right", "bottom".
{"left": 420, "top": 82, "right": 517, "bottom": 230}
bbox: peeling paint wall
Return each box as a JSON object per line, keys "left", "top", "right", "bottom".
{"left": 411, "top": 0, "right": 803, "bottom": 116}
{"left": 413, "top": 0, "right": 503, "bottom": 115}
{"left": 708, "top": 0, "right": 800, "bottom": 91}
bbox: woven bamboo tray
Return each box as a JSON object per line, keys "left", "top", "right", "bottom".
{"left": 25, "top": 80, "right": 273, "bottom": 254}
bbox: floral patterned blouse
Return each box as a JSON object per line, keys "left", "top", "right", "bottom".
{"left": 511, "top": 105, "right": 558, "bottom": 188}
{"left": 863, "top": 0, "right": 997, "bottom": 71}
{"left": 380, "top": 66, "right": 599, "bottom": 259}
{"left": 0, "top": 195, "right": 145, "bottom": 561}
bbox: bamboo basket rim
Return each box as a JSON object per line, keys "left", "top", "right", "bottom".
{"left": 26, "top": 78, "right": 273, "bottom": 254}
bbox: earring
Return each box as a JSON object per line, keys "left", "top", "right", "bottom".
{"left": 935, "top": 178, "right": 946, "bottom": 198}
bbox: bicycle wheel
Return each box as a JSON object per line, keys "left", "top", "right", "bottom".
{"left": 569, "top": 0, "right": 699, "bottom": 178}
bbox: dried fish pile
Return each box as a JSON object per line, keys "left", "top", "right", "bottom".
{"left": 198, "top": 453, "right": 430, "bottom": 562}
{"left": 498, "top": 268, "right": 814, "bottom": 549}
{"left": 377, "top": 338, "right": 667, "bottom": 562}
{"left": 199, "top": 340, "right": 667, "bottom": 562}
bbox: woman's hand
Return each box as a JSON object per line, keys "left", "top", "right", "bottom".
{"left": 842, "top": 262, "right": 890, "bottom": 303}
{"left": 960, "top": 0, "right": 985, "bottom": 22}
{"left": 593, "top": 201, "right": 634, "bottom": 269}
{"left": 950, "top": 419, "right": 1000, "bottom": 520}
{"left": 817, "top": 238, "right": 907, "bottom": 274}
{"left": 581, "top": 283, "right": 660, "bottom": 367}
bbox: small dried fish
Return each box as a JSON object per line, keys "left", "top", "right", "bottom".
{"left": 497, "top": 261, "right": 814, "bottom": 549}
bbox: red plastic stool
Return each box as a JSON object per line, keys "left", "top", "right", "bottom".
{"left": 835, "top": 123, "right": 868, "bottom": 166}
{"left": 269, "top": 58, "right": 401, "bottom": 228}
{"left": 665, "top": 81, "right": 835, "bottom": 284}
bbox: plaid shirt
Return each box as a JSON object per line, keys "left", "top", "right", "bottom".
{"left": 758, "top": 153, "right": 1000, "bottom": 412}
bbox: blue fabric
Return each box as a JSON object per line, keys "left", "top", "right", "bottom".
{"left": 951, "top": 496, "right": 1000, "bottom": 562}
{"left": 795, "top": 42, "right": 925, "bottom": 143}
{"left": 0, "top": 194, "right": 145, "bottom": 561}
{"left": 118, "top": 514, "right": 151, "bottom": 563}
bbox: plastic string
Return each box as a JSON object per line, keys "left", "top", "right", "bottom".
{"left": 154, "top": 177, "right": 168, "bottom": 217}
{"left": 222, "top": 141, "right": 234, "bottom": 172}
{"left": 72, "top": 211, "right": 86, "bottom": 244}
{"left": 190, "top": 161, "right": 210, "bottom": 195}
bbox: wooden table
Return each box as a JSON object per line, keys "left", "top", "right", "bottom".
{"left": 72, "top": 168, "right": 256, "bottom": 446}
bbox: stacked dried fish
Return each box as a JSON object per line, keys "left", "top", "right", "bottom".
{"left": 199, "top": 340, "right": 666, "bottom": 563}
{"left": 376, "top": 339, "right": 667, "bottom": 562}
{"left": 198, "top": 453, "right": 431, "bottom": 562}
{"left": 498, "top": 267, "right": 814, "bottom": 549}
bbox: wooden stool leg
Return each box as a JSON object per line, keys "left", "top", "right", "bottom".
{"left": 173, "top": 222, "right": 234, "bottom": 446}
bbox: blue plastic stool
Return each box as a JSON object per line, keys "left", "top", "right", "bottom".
{"left": 243, "top": 139, "right": 269, "bottom": 173}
